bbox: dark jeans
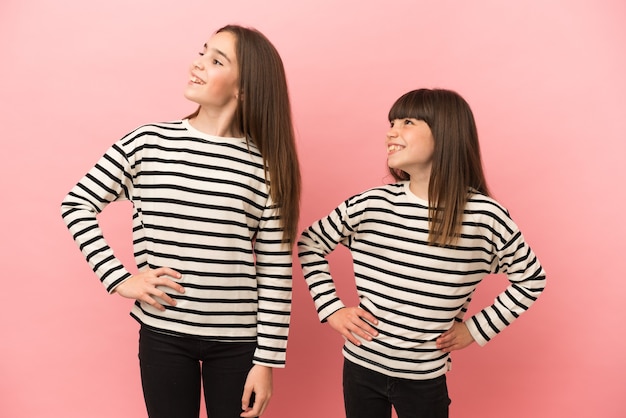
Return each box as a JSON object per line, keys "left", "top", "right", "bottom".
{"left": 343, "top": 359, "right": 451, "bottom": 418}
{"left": 138, "top": 326, "right": 256, "bottom": 418}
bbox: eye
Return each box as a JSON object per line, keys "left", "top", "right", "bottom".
{"left": 212, "top": 59, "right": 223, "bottom": 66}
{"left": 198, "top": 52, "right": 204, "bottom": 56}
{"left": 404, "top": 119, "right": 413, "bottom": 125}
{"left": 389, "top": 120, "right": 395, "bottom": 128}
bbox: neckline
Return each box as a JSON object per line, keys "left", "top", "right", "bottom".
{"left": 402, "top": 181, "right": 428, "bottom": 205}
{"left": 182, "top": 119, "right": 246, "bottom": 142}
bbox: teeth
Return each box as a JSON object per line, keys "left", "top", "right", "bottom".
{"left": 388, "top": 145, "right": 403, "bottom": 152}
{"left": 190, "top": 76, "right": 204, "bottom": 84}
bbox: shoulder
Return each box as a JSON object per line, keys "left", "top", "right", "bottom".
{"left": 347, "top": 182, "right": 406, "bottom": 205}
{"left": 466, "top": 192, "right": 509, "bottom": 216}
{"left": 114, "top": 120, "right": 185, "bottom": 148}
{"left": 465, "top": 192, "right": 518, "bottom": 234}
{"left": 120, "top": 120, "right": 185, "bottom": 140}
{"left": 340, "top": 183, "right": 411, "bottom": 220}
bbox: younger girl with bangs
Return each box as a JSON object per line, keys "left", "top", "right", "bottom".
{"left": 298, "top": 88, "right": 546, "bottom": 418}
{"left": 62, "top": 25, "right": 300, "bottom": 418}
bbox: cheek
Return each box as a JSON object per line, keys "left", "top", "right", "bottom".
{"left": 213, "top": 74, "right": 239, "bottom": 96}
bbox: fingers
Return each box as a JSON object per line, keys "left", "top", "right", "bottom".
{"left": 436, "top": 334, "right": 455, "bottom": 352}
{"left": 142, "top": 268, "right": 184, "bottom": 311}
{"left": 328, "top": 307, "right": 379, "bottom": 346}
{"left": 149, "top": 288, "right": 177, "bottom": 311}
{"left": 152, "top": 267, "right": 185, "bottom": 293}
{"left": 151, "top": 277, "right": 185, "bottom": 299}
{"left": 153, "top": 266, "right": 182, "bottom": 279}
{"left": 348, "top": 308, "right": 378, "bottom": 343}
{"left": 240, "top": 366, "right": 272, "bottom": 417}
{"left": 240, "top": 391, "right": 269, "bottom": 417}
{"left": 115, "top": 267, "right": 185, "bottom": 311}
{"left": 348, "top": 320, "right": 377, "bottom": 344}
{"left": 436, "top": 324, "right": 457, "bottom": 350}
{"left": 358, "top": 308, "right": 378, "bottom": 325}
{"left": 130, "top": 287, "right": 168, "bottom": 312}
{"left": 342, "top": 328, "right": 362, "bottom": 346}
{"left": 436, "top": 322, "right": 474, "bottom": 352}
{"left": 240, "top": 386, "right": 254, "bottom": 416}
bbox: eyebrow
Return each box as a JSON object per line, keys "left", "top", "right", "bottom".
{"left": 203, "top": 43, "right": 232, "bottom": 63}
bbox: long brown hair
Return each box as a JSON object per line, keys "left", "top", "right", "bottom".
{"left": 188, "top": 25, "right": 301, "bottom": 245}
{"left": 388, "top": 89, "right": 489, "bottom": 246}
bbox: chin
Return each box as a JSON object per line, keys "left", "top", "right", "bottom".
{"left": 183, "top": 85, "right": 206, "bottom": 102}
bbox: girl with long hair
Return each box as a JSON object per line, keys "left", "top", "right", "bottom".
{"left": 61, "top": 24, "right": 300, "bottom": 418}
{"left": 298, "top": 88, "right": 545, "bottom": 417}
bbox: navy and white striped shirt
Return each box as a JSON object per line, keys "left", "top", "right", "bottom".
{"left": 298, "top": 181, "right": 545, "bottom": 379}
{"left": 61, "top": 120, "right": 293, "bottom": 367}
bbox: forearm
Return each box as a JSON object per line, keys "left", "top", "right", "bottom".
{"left": 467, "top": 240, "right": 546, "bottom": 346}
{"left": 297, "top": 229, "right": 346, "bottom": 321}
{"left": 60, "top": 143, "right": 134, "bottom": 291}
{"left": 254, "top": 207, "right": 293, "bottom": 366}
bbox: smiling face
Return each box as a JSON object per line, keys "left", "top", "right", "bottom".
{"left": 183, "top": 31, "right": 240, "bottom": 112}
{"left": 386, "top": 117, "right": 435, "bottom": 179}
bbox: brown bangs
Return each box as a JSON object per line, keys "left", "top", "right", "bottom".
{"left": 388, "top": 89, "right": 434, "bottom": 125}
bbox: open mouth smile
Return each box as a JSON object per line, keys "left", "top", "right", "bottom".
{"left": 190, "top": 75, "right": 205, "bottom": 85}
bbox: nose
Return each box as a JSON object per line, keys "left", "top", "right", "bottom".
{"left": 191, "top": 58, "right": 204, "bottom": 71}
{"left": 386, "top": 125, "right": 398, "bottom": 141}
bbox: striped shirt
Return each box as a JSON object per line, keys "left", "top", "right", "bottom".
{"left": 61, "top": 120, "right": 293, "bottom": 367}
{"left": 298, "top": 181, "right": 546, "bottom": 379}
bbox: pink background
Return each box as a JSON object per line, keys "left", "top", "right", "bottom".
{"left": 1, "top": 0, "right": 625, "bottom": 417}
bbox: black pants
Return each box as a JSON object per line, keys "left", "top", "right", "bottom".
{"left": 138, "top": 326, "right": 256, "bottom": 418}
{"left": 343, "top": 359, "right": 451, "bottom": 418}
